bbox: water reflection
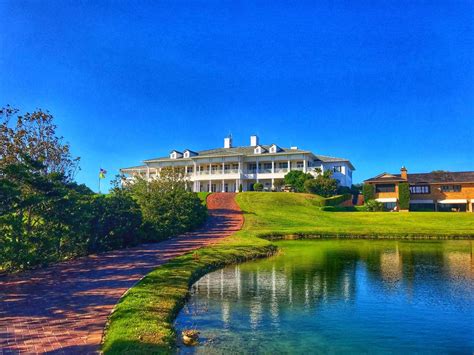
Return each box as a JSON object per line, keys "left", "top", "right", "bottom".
{"left": 176, "top": 240, "right": 474, "bottom": 353}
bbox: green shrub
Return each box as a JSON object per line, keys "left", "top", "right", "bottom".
{"left": 362, "top": 184, "right": 375, "bottom": 201}
{"left": 284, "top": 170, "right": 313, "bottom": 193}
{"left": 253, "top": 182, "right": 264, "bottom": 191}
{"left": 313, "top": 193, "right": 352, "bottom": 207}
{"left": 399, "top": 182, "right": 410, "bottom": 210}
{"left": 303, "top": 169, "right": 337, "bottom": 197}
{"left": 365, "top": 199, "right": 384, "bottom": 212}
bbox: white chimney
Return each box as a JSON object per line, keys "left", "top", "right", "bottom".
{"left": 224, "top": 136, "right": 232, "bottom": 148}
{"left": 250, "top": 135, "right": 259, "bottom": 147}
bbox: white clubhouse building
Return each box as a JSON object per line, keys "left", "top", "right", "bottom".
{"left": 120, "top": 135, "right": 355, "bottom": 192}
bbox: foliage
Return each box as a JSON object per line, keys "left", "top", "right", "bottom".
{"left": 398, "top": 182, "right": 410, "bottom": 210}
{"left": 313, "top": 193, "right": 352, "bottom": 207}
{"left": 365, "top": 199, "right": 385, "bottom": 212}
{"left": 129, "top": 167, "right": 207, "bottom": 241}
{"left": 0, "top": 106, "right": 80, "bottom": 180}
{"left": 253, "top": 182, "right": 264, "bottom": 191}
{"left": 304, "top": 169, "right": 338, "bottom": 197}
{"left": 273, "top": 179, "right": 285, "bottom": 191}
{"left": 362, "top": 184, "right": 375, "bottom": 201}
{"left": 284, "top": 170, "right": 314, "bottom": 193}
{"left": 239, "top": 184, "right": 243, "bottom": 193}
{"left": 0, "top": 157, "right": 143, "bottom": 271}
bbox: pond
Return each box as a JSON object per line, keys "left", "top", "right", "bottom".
{"left": 175, "top": 240, "right": 474, "bottom": 353}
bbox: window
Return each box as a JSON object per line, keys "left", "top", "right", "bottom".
{"left": 263, "top": 163, "right": 272, "bottom": 170}
{"left": 333, "top": 165, "right": 342, "bottom": 173}
{"left": 409, "top": 185, "right": 430, "bottom": 194}
{"left": 279, "top": 162, "right": 288, "bottom": 169}
{"left": 441, "top": 185, "right": 461, "bottom": 192}
{"left": 296, "top": 161, "right": 304, "bottom": 168}
{"left": 375, "top": 184, "right": 396, "bottom": 193}
{"left": 383, "top": 202, "right": 397, "bottom": 211}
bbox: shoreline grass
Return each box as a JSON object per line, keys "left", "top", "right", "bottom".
{"left": 102, "top": 192, "right": 473, "bottom": 354}
{"left": 102, "top": 234, "right": 276, "bottom": 354}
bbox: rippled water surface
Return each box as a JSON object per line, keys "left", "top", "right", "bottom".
{"left": 175, "top": 240, "right": 474, "bottom": 354}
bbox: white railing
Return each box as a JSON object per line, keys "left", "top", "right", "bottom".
{"left": 275, "top": 168, "right": 289, "bottom": 173}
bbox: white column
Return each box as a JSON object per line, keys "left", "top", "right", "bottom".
{"left": 209, "top": 163, "right": 212, "bottom": 175}
{"left": 222, "top": 161, "right": 225, "bottom": 175}
{"left": 303, "top": 159, "right": 307, "bottom": 173}
{"left": 288, "top": 160, "right": 291, "bottom": 172}
{"left": 222, "top": 179, "right": 225, "bottom": 192}
{"left": 209, "top": 180, "right": 212, "bottom": 192}
{"left": 272, "top": 178, "right": 275, "bottom": 190}
{"left": 272, "top": 160, "right": 275, "bottom": 174}
{"left": 193, "top": 161, "right": 197, "bottom": 177}
{"left": 146, "top": 166, "right": 150, "bottom": 181}
{"left": 236, "top": 179, "right": 239, "bottom": 192}
{"left": 256, "top": 158, "right": 259, "bottom": 182}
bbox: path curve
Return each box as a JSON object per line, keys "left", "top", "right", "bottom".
{"left": 0, "top": 193, "right": 243, "bottom": 354}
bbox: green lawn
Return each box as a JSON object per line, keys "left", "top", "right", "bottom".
{"left": 196, "top": 192, "right": 210, "bottom": 205}
{"left": 236, "top": 192, "right": 474, "bottom": 237}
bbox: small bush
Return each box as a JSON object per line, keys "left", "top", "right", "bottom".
{"left": 253, "top": 182, "right": 264, "bottom": 191}
{"left": 365, "top": 199, "right": 384, "bottom": 212}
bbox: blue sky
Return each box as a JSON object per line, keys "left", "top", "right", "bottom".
{"left": 1, "top": 1, "right": 473, "bottom": 190}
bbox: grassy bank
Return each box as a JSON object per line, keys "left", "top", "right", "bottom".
{"left": 236, "top": 192, "right": 474, "bottom": 239}
{"left": 102, "top": 234, "right": 275, "bottom": 354}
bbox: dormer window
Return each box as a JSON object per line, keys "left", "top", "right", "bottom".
{"left": 269, "top": 144, "right": 281, "bottom": 153}
{"left": 254, "top": 145, "right": 266, "bottom": 154}
{"left": 169, "top": 150, "right": 183, "bottom": 159}
{"left": 183, "top": 149, "right": 197, "bottom": 158}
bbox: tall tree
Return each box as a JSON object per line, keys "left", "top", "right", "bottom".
{"left": 0, "top": 106, "right": 80, "bottom": 180}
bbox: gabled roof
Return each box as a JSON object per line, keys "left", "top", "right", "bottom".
{"left": 364, "top": 172, "right": 406, "bottom": 183}
{"left": 144, "top": 145, "right": 311, "bottom": 162}
{"left": 365, "top": 171, "right": 474, "bottom": 184}
{"left": 408, "top": 171, "right": 474, "bottom": 184}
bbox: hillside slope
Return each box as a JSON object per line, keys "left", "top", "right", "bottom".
{"left": 235, "top": 192, "right": 474, "bottom": 237}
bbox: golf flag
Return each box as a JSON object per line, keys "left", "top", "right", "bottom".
{"left": 99, "top": 168, "right": 107, "bottom": 179}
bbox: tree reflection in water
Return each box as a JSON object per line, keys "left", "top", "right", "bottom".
{"left": 176, "top": 240, "right": 473, "bottom": 354}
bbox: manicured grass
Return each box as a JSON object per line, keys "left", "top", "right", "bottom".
{"left": 102, "top": 234, "right": 275, "bottom": 354}
{"left": 196, "top": 192, "right": 210, "bottom": 205}
{"left": 236, "top": 192, "right": 474, "bottom": 238}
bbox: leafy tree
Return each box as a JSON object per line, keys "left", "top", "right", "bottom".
{"left": 304, "top": 169, "right": 338, "bottom": 197}
{"left": 0, "top": 106, "right": 80, "bottom": 180}
{"left": 253, "top": 182, "right": 263, "bottom": 191}
{"left": 129, "top": 167, "right": 207, "bottom": 241}
{"left": 398, "top": 182, "right": 410, "bottom": 210}
{"left": 362, "top": 184, "right": 375, "bottom": 201}
{"left": 284, "top": 170, "right": 313, "bottom": 193}
{"left": 273, "top": 179, "right": 285, "bottom": 191}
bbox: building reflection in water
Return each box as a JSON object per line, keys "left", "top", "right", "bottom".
{"left": 185, "top": 241, "right": 473, "bottom": 334}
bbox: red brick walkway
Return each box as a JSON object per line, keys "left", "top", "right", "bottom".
{"left": 0, "top": 193, "right": 243, "bottom": 354}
